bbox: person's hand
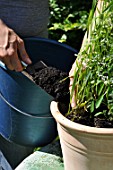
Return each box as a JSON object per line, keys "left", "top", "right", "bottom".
{"left": 0, "top": 19, "right": 32, "bottom": 71}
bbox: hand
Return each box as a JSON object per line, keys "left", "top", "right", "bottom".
{"left": 0, "top": 19, "right": 32, "bottom": 71}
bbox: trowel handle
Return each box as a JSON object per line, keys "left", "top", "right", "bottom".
{"left": 0, "top": 60, "right": 28, "bottom": 70}
{"left": 0, "top": 61, "right": 7, "bottom": 70}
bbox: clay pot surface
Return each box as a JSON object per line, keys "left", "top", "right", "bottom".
{"left": 50, "top": 101, "right": 113, "bottom": 170}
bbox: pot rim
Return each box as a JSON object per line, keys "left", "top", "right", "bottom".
{"left": 50, "top": 101, "right": 113, "bottom": 135}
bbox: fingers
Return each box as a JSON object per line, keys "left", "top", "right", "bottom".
{"left": 0, "top": 47, "right": 14, "bottom": 70}
{"left": 0, "top": 34, "right": 32, "bottom": 71}
{"left": 1, "top": 45, "right": 23, "bottom": 71}
{"left": 0, "top": 41, "right": 23, "bottom": 71}
{"left": 17, "top": 37, "right": 32, "bottom": 65}
{"left": 0, "top": 26, "right": 23, "bottom": 71}
{"left": 9, "top": 31, "right": 32, "bottom": 70}
{"left": 1, "top": 56, "right": 14, "bottom": 70}
{"left": 8, "top": 42, "right": 23, "bottom": 71}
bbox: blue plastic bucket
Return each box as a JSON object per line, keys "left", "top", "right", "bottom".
{"left": 0, "top": 37, "right": 77, "bottom": 147}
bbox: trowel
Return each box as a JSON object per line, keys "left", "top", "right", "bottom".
{"left": 21, "top": 60, "right": 47, "bottom": 82}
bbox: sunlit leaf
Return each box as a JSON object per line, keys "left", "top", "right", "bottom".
{"left": 96, "top": 94, "right": 104, "bottom": 109}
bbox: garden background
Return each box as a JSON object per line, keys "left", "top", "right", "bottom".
{"left": 48, "top": 0, "right": 92, "bottom": 51}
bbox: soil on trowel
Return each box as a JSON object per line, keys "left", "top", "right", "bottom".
{"left": 26, "top": 61, "right": 70, "bottom": 114}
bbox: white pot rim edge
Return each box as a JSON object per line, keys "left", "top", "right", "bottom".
{"left": 50, "top": 101, "right": 113, "bottom": 135}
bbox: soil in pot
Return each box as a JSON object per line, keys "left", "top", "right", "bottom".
{"left": 67, "top": 107, "right": 113, "bottom": 128}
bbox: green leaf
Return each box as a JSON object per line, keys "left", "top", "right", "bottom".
{"left": 90, "top": 100, "right": 94, "bottom": 113}
{"left": 98, "top": 83, "right": 105, "bottom": 96}
{"left": 94, "top": 112, "right": 104, "bottom": 117}
{"left": 109, "top": 105, "right": 113, "bottom": 112}
{"left": 87, "top": 0, "right": 97, "bottom": 30}
{"left": 95, "top": 94, "right": 104, "bottom": 109}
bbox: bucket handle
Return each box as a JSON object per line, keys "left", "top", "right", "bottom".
{"left": 0, "top": 91, "right": 53, "bottom": 119}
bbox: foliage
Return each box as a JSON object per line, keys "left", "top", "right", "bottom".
{"left": 71, "top": 0, "right": 113, "bottom": 121}
{"left": 48, "top": 0, "right": 92, "bottom": 50}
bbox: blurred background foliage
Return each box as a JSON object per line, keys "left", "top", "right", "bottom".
{"left": 48, "top": 0, "right": 92, "bottom": 51}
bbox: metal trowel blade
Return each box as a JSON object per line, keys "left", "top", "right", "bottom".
{"left": 21, "top": 60, "right": 47, "bottom": 81}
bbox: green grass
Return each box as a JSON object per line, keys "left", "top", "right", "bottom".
{"left": 48, "top": 0, "right": 92, "bottom": 50}
{"left": 70, "top": 0, "right": 113, "bottom": 121}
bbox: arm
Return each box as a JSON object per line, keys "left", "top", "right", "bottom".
{"left": 0, "top": 19, "right": 32, "bottom": 71}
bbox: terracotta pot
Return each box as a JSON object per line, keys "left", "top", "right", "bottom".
{"left": 50, "top": 101, "right": 113, "bottom": 170}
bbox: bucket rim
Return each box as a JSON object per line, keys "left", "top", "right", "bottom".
{"left": 0, "top": 91, "right": 53, "bottom": 119}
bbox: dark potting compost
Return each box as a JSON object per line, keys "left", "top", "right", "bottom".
{"left": 67, "top": 108, "right": 113, "bottom": 128}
